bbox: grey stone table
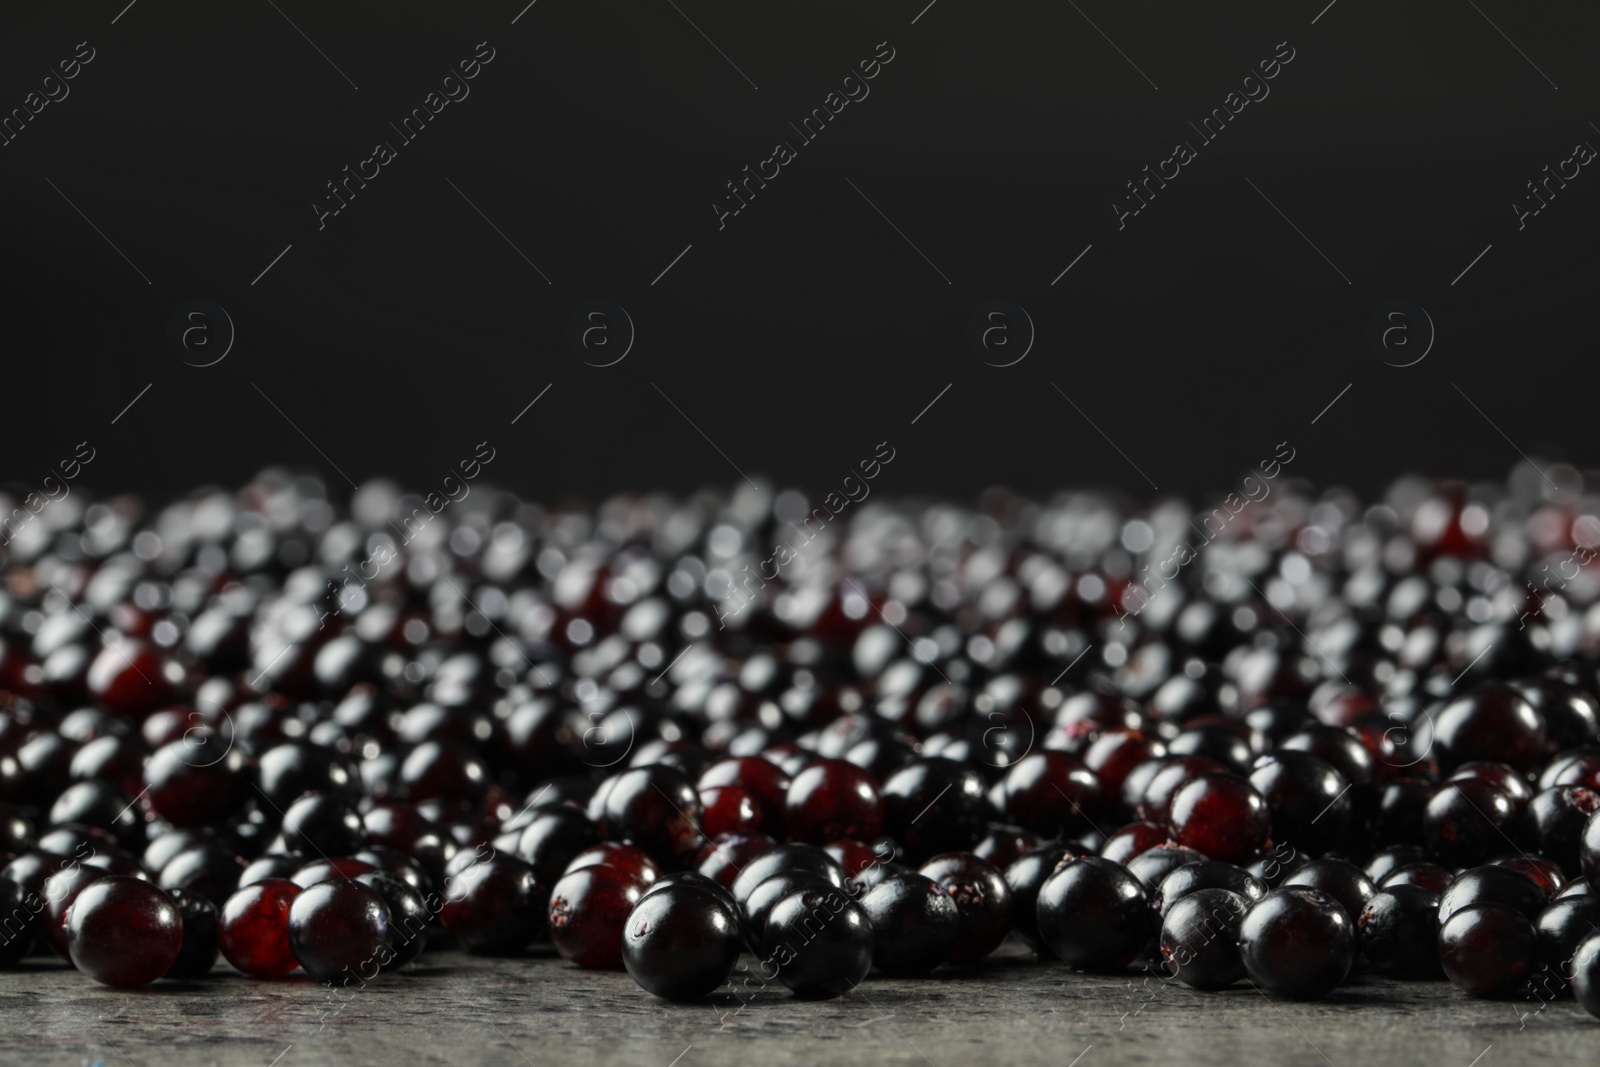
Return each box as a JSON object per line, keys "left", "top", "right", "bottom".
{"left": 4, "top": 943, "right": 1585, "bottom": 1066}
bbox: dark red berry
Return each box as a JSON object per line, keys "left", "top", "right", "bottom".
{"left": 1036, "top": 856, "right": 1151, "bottom": 970}
{"left": 760, "top": 885, "right": 874, "bottom": 999}
{"left": 1438, "top": 865, "right": 1546, "bottom": 925}
{"left": 280, "top": 793, "right": 368, "bottom": 857}
{"left": 354, "top": 871, "right": 430, "bottom": 970}
{"left": 861, "top": 872, "right": 959, "bottom": 975}
{"left": 1159, "top": 888, "right": 1250, "bottom": 990}
{"left": 41, "top": 863, "right": 106, "bottom": 959}
{"left": 548, "top": 863, "right": 644, "bottom": 968}
{"left": 784, "top": 759, "right": 884, "bottom": 845}
{"left": 66, "top": 876, "right": 183, "bottom": 988}
{"left": 163, "top": 887, "right": 221, "bottom": 979}
{"left": 440, "top": 856, "right": 547, "bottom": 955}
{"left": 1004, "top": 846, "right": 1077, "bottom": 954}
{"left": 1249, "top": 752, "right": 1350, "bottom": 856}
{"left": 287, "top": 878, "right": 391, "bottom": 983}
{"left": 1002, "top": 752, "right": 1102, "bottom": 836}
{"left": 143, "top": 737, "right": 249, "bottom": 828}
{"left": 1432, "top": 685, "right": 1546, "bottom": 773}
{"left": 622, "top": 885, "right": 741, "bottom": 1001}
{"left": 1156, "top": 860, "right": 1266, "bottom": 916}
{"left": 1358, "top": 885, "right": 1442, "bottom": 977}
{"left": 918, "top": 852, "right": 1011, "bottom": 964}
{"left": 1238, "top": 888, "right": 1354, "bottom": 1000}
{"left": 600, "top": 764, "right": 705, "bottom": 861}
{"left": 1425, "top": 779, "right": 1518, "bottom": 866}
{"left": 1439, "top": 902, "right": 1538, "bottom": 997}
{"left": 1167, "top": 773, "right": 1269, "bottom": 864}
{"left": 1281, "top": 859, "right": 1375, "bottom": 922}
{"left": 220, "top": 878, "right": 301, "bottom": 977}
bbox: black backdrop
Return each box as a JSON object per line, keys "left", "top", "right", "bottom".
{"left": 2, "top": 0, "right": 1595, "bottom": 508}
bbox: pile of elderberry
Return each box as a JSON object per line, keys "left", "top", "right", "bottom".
{"left": 4, "top": 465, "right": 1600, "bottom": 1016}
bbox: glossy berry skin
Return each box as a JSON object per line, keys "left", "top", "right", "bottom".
{"left": 87, "top": 639, "right": 175, "bottom": 717}
{"left": 1238, "top": 888, "right": 1355, "bottom": 1000}
{"left": 622, "top": 885, "right": 742, "bottom": 1001}
{"left": 1425, "top": 780, "right": 1518, "bottom": 866}
{"left": 1127, "top": 846, "right": 1208, "bottom": 893}
{"left": 760, "top": 886, "right": 874, "bottom": 999}
{"left": 639, "top": 871, "right": 737, "bottom": 917}
{"left": 288, "top": 878, "right": 391, "bottom": 983}
{"left": 1495, "top": 856, "right": 1565, "bottom": 899}
{"left": 699, "top": 786, "right": 762, "bottom": 838}
{"left": 697, "top": 758, "right": 791, "bottom": 833}
{"left": 42, "top": 863, "right": 106, "bottom": 959}
{"left": 730, "top": 844, "right": 845, "bottom": 907}
{"left": 743, "top": 872, "right": 833, "bottom": 952}
{"left": 1363, "top": 844, "right": 1434, "bottom": 884}
{"left": 240, "top": 854, "right": 301, "bottom": 889}
{"left": 1136, "top": 757, "right": 1228, "bottom": 826}
{"left": 220, "top": 878, "right": 301, "bottom": 977}
{"left": 514, "top": 809, "right": 604, "bottom": 884}
{"left": 784, "top": 759, "right": 884, "bottom": 846}
{"left": 1432, "top": 685, "right": 1546, "bottom": 774}
{"left": 1156, "top": 861, "right": 1266, "bottom": 916}
{"left": 918, "top": 853, "right": 1011, "bottom": 964}
{"left": 1276, "top": 725, "right": 1374, "bottom": 787}
{"left": 548, "top": 863, "right": 645, "bottom": 968}
{"left": 1357, "top": 886, "right": 1442, "bottom": 978}
{"left": 440, "top": 856, "right": 547, "bottom": 956}
{"left": 1004, "top": 847, "right": 1076, "bottom": 954}
{"left": 1002, "top": 752, "right": 1103, "bottom": 836}
{"left": 66, "top": 877, "right": 183, "bottom": 988}
{"left": 1159, "top": 888, "right": 1249, "bottom": 990}
{"left": 1438, "top": 866, "right": 1546, "bottom": 925}
{"left": 828, "top": 839, "right": 891, "bottom": 888}
{"left": 164, "top": 887, "right": 221, "bottom": 979}
{"left": 698, "top": 833, "right": 778, "bottom": 891}
{"left": 1249, "top": 753, "right": 1350, "bottom": 857}
{"left": 1098, "top": 822, "right": 1168, "bottom": 867}
{"left": 1439, "top": 903, "right": 1539, "bottom": 998}
{"left": 1244, "top": 844, "right": 1309, "bottom": 889}
{"left": 143, "top": 738, "right": 250, "bottom": 828}
{"left": 1281, "top": 859, "right": 1375, "bottom": 923}
{"left": 601, "top": 765, "right": 705, "bottom": 861}
{"left": 567, "top": 843, "right": 661, "bottom": 887}
{"left": 158, "top": 842, "right": 246, "bottom": 908}
{"left": 280, "top": 794, "right": 368, "bottom": 858}
{"left": 1381, "top": 863, "right": 1454, "bottom": 895}
{"left": 354, "top": 872, "right": 429, "bottom": 971}
{"left": 1573, "top": 931, "right": 1600, "bottom": 1019}
{"left": 1167, "top": 773, "right": 1269, "bottom": 864}
{"left": 1535, "top": 896, "right": 1600, "bottom": 972}
{"left": 861, "top": 872, "right": 960, "bottom": 975}
{"left": 293, "top": 856, "right": 378, "bottom": 889}
{"left": 880, "top": 758, "right": 990, "bottom": 860}
{"left": 1036, "top": 857, "right": 1152, "bottom": 971}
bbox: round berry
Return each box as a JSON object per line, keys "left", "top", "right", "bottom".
{"left": 1238, "top": 888, "right": 1354, "bottom": 1000}
{"left": 66, "top": 877, "right": 183, "bottom": 988}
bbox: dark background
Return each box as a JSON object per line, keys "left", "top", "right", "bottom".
{"left": 2, "top": 0, "right": 1595, "bottom": 507}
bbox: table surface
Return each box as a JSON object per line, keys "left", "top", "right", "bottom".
{"left": 4, "top": 942, "right": 1587, "bottom": 1067}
